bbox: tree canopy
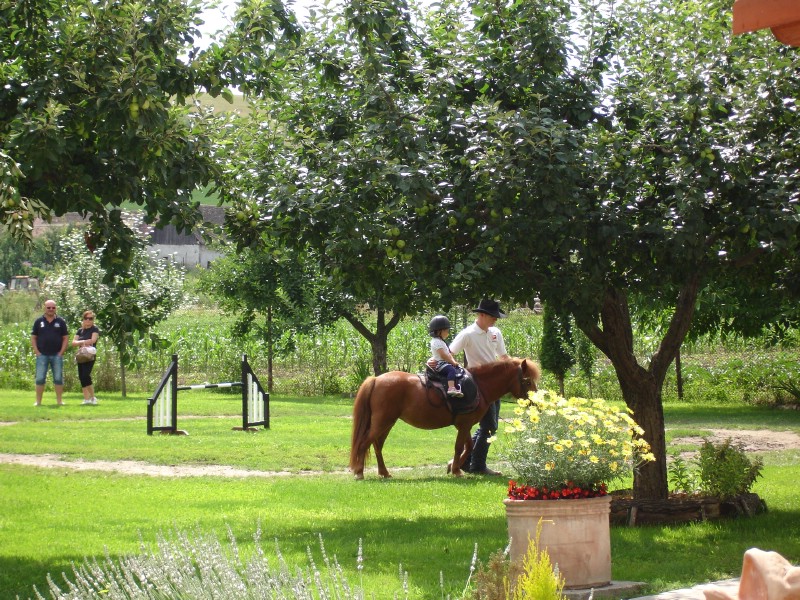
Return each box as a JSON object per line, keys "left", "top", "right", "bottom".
{"left": 216, "top": 0, "right": 799, "bottom": 498}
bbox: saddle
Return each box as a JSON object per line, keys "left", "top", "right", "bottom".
{"left": 421, "top": 366, "right": 480, "bottom": 416}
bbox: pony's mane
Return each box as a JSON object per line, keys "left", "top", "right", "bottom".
{"left": 468, "top": 357, "right": 523, "bottom": 376}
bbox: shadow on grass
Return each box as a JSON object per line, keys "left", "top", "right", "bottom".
{"left": 4, "top": 501, "right": 800, "bottom": 599}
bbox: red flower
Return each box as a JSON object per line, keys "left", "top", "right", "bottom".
{"left": 506, "top": 481, "right": 608, "bottom": 501}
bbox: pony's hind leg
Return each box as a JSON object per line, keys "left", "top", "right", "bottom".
{"left": 373, "top": 428, "right": 394, "bottom": 478}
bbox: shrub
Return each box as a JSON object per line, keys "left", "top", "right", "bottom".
{"left": 465, "top": 521, "right": 565, "bottom": 600}
{"left": 36, "top": 528, "right": 369, "bottom": 600}
{"left": 696, "top": 438, "right": 763, "bottom": 499}
{"left": 667, "top": 454, "right": 700, "bottom": 494}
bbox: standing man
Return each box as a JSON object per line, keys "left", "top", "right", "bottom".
{"left": 449, "top": 298, "right": 510, "bottom": 475}
{"left": 31, "top": 300, "right": 69, "bottom": 406}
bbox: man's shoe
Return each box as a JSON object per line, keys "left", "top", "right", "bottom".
{"left": 82, "top": 399, "right": 92, "bottom": 405}
{"left": 472, "top": 467, "right": 503, "bottom": 476}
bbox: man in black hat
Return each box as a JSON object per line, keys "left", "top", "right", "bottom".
{"left": 447, "top": 298, "right": 510, "bottom": 475}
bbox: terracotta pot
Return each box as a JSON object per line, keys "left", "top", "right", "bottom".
{"left": 503, "top": 495, "right": 611, "bottom": 589}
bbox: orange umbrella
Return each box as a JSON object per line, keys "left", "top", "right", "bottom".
{"left": 733, "top": 0, "right": 800, "bottom": 46}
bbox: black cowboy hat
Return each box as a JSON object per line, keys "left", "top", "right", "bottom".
{"left": 473, "top": 299, "right": 506, "bottom": 318}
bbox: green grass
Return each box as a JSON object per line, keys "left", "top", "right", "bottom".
{"left": 1, "top": 391, "right": 800, "bottom": 599}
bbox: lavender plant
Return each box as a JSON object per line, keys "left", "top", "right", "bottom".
{"left": 35, "top": 527, "right": 369, "bottom": 600}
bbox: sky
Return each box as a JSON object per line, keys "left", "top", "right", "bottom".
{"left": 197, "top": 0, "right": 317, "bottom": 44}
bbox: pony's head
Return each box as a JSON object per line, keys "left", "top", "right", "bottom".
{"left": 469, "top": 357, "right": 540, "bottom": 399}
{"left": 513, "top": 357, "right": 540, "bottom": 398}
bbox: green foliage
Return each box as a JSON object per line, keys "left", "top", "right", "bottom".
{"left": 539, "top": 305, "right": 575, "bottom": 395}
{"left": 667, "top": 455, "right": 700, "bottom": 494}
{"left": 0, "top": 228, "right": 64, "bottom": 283}
{"left": 43, "top": 215, "right": 187, "bottom": 370}
{"left": 0, "top": 291, "right": 38, "bottom": 326}
{"left": 1, "top": 0, "right": 220, "bottom": 281}
{"left": 465, "top": 521, "right": 565, "bottom": 600}
{"left": 696, "top": 438, "right": 764, "bottom": 500}
{"left": 510, "top": 525, "right": 566, "bottom": 600}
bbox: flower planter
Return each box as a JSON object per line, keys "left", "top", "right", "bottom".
{"left": 504, "top": 495, "right": 611, "bottom": 590}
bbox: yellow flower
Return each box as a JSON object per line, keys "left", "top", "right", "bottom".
{"left": 553, "top": 444, "right": 565, "bottom": 452}
{"left": 589, "top": 455, "right": 599, "bottom": 463}
{"left": 574, "top": 430, "right": 586, "bottom": 437}
{"left": 545, "top": 462, "right": 555, "bottom": 471}
{"left": 560, "top": 439, "right": 574, "bottom": 449}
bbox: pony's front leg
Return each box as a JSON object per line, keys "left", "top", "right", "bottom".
{"left": 450, "top": 429, "right": 473, "bottom": 477}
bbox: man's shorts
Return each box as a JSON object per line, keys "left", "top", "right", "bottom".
{"left": 35, "top": 354, "right": 64, "bottom": 386}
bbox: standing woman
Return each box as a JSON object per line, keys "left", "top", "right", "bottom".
{"left": 72, "top": 310, "right": 100, "bottom": 405}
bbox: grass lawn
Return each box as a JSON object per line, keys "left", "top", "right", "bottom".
{"left": 1, "top": 389, "right": 799, "bottom": 599}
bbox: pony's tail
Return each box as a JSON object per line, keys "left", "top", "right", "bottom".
{"left": 350, "top": 376, "right": 376, "bottom": 472}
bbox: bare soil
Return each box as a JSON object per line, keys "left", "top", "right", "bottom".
{"left": 671, "top": 428, "right": 800, "bottom": 454}
{"left": 0, "top": 428, "right": 798, "bottom": 478}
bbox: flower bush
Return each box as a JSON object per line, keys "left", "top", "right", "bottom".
{"left": 495, "top": 390, "right": 655, "bottom": 500}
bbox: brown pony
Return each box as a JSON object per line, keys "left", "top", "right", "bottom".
{"left": 349, "top": 357, "right": 540, "bottom": 479}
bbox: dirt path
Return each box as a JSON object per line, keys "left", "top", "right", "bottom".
{"left": 0, "top": 428, "right": 798, "bottom": 478}
{"left": 0, "top": 452, "right": 352, "bottom": 478}
{"left": 670, "top": 428, "right": 800, "bottom": 453}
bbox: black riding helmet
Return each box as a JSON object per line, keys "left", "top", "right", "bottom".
{"left": 428, "top": 315, "right": 451, "bottom": 336}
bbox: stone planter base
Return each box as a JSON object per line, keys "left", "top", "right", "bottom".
{"left": 504, "top": 495, "right": 612, "bottom": 590}
{"left": 610, "top": 492, "right": 767, "bottom": 526}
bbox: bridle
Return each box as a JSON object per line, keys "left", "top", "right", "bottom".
{"left": 517, "top": 364, "right": 534, "bottom": 397}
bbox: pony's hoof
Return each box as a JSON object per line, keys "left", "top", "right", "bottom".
{"left": 354, "top": 473, "right": 364, "bottom": 480}
{"left": 451, "top": 470, "right": 464, "bottom": 478}
{"left": 446, "top": 460, "right": 453, "bottom": 474}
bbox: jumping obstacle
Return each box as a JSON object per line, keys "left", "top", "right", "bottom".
{"left": 147, "top": 354, "right": 270, "bottom": 435}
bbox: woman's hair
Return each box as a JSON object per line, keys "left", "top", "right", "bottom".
{"left": 82, "top": 311, "right": 95, "bottom": 320}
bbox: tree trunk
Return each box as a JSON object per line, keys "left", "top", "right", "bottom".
{"left": 341, "top": 305, "right": 401, "bottom": 376}
{"left": 576, "top": 278, "right": 700, "bottom": 500}
{"left": 371, "top": 307, "right": 390, "bottom": 374}
{"left": 120, "top": 360, "right": 127, "bottom": 398}
{"left": 267, "top": 305, "right": 273, "bottom": 394}
{"left": 619, "top": 376, "right": 668, "bottom": 499}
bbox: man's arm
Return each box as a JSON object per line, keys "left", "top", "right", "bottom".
{"left": 448, "top": 330, "right": 468, "bottom": 357}
{"left": 59, "top": 323, "right": 69, "bottom": 356}
{"left": 31, "top": 335, "right": 39, "bottom": 356}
